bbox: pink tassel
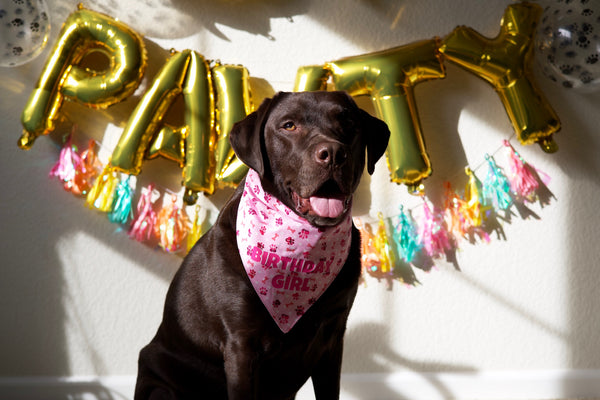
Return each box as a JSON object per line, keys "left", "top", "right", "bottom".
{"left": 49, "top": 136, "right": 81, "bottom": 192}
{"left": 419, "top": 200, "right": 452, "bottom": 258}
{"left": 129, "top": 184, "right": 158, "bottom": 242}
{"left": 504, "top": 140, "right": 539, "bottom": 201}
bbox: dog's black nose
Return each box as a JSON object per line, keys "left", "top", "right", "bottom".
{"left": 314, "top": 142, "right": 347, "bottom": 168}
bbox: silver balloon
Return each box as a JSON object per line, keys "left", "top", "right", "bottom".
{"left": 536, "top": 0, "right": 600, "bottom": 91}
{"left": 0, "top": 0, "right": 51, "bottom": 67}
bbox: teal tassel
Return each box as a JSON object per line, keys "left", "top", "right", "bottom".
{"left": 482, "top": 154, "right": 513, "bottom": 210}
{"left": 394, "top": 206, "right": 422, "bottom": 263}
{"left": 108, "top": 176, "right": 134, "bottom": 224}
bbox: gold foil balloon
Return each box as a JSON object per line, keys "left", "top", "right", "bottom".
{"left": 294, "top": 65, "right": 329, "bottom": 92}
{"left": 326, "top": 39, "right": 445, "bottom": 190}
{"left": 19, "top": 5, "right": 146, "bottom": 149}
{"left": 440, "top": 2, "right": 560, "bottom": 153}
{"left": 110, "top": 49, "right": 215, "bottom": 204}
{"left": 146, "top": 125, "right": 186, "bottom": 164}
{"left": 212, "top": 63, "right": 253, "bottom": 187}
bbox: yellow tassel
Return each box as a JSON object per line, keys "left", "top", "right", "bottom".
{"left": 186, "top": 205, "right": 206, "bottom": 253}
{"left": 463, "top": 167, "right": 491, "bottom": 228}
{"left": 86, "top": 166, "right": 119, "bottom": 212}
{"left": 374, "top": 213, "right": 394, "bottom": 274}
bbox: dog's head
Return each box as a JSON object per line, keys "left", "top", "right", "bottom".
{"left": 230, "top": 91, "right": 390, "bottom": 227}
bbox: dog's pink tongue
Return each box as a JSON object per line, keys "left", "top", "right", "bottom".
{"left": 309, "top": 196, "right": 345, "bottom": 218}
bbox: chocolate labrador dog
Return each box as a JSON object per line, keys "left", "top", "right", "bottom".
{"left": 135, "top": 91, "right": 390, "bottom": 400}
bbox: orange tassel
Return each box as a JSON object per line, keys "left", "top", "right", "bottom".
{"left": 356, "top": 219, "right": 382, "bottom": 278}
{"left": 155, "top": 194, "right": 189, "bottom": 253}
{"left": 72, "top": 140, "right": 102, "bottom": 196}
{"left": 443, "top": 182, "right": 467, "bottom": 240}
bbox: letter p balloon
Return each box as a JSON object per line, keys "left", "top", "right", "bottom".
{"left": 19, "top": 5, "right": 146, "bottom": 149}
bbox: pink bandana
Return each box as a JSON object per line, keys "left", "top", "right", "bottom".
{"left": 236, "top": 169, "right": 353, "bottom": 333}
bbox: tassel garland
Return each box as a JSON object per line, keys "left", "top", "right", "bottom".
{"left": 353, "top": 140, "right": 553, "bottom": 284}
{"left": 46, "top": 127, "right": 552, "bottom": 273}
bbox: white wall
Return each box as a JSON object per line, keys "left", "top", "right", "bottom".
{"left": 2, "top": 0, "right": 600, "bottom": 398}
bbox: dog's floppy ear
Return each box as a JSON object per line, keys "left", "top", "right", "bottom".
{"left": 360, "top": 109, "right": 391, "bottom": 175}
{"left": 229, "top": 96, "right": 274, "bottom": 177}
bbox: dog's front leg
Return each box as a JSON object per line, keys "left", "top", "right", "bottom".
{"left": 223, "top": 338, "right": 259, "bottom": 400}
{"left": 311, "top": 339, "right": 344, "bottom": 400}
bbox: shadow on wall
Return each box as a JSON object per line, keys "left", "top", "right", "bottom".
{"left": 557, "top": 86, "right": 600, "bottom": 375}
{"left": 343, "top": 322, "right": 476, "bottom": 399}
{"left": 0, "top": 134, "right": 179, "bottom": 378}
{"left": 0, "top": 39, "right": 179, "bottom": 378}
{"left": 85, "top": 0, "right": 309, "bottom": 39}
{"left": 0, "top": 164, "right": 69, "bottom": 376}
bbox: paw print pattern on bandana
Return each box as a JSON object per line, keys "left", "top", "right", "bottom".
{"left": 236, "top": 169, "right": 352, "bottom": 333}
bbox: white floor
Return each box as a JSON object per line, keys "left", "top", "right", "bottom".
{"left": 2, "top": 370, "right": 600, "bottom": 400}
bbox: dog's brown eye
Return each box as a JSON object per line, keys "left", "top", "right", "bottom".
{"left": 283, "top": 121, "right": 296, "bottom": 131}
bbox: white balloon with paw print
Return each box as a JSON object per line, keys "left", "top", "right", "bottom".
{"left": 536, "top": 0, "right": 600, "bottom": 91}
{"left": 0, "top": 0, "right": 51, "bottom": 67}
